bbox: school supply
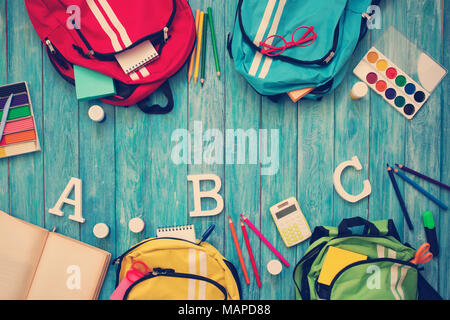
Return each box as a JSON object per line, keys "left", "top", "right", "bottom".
{"left": 188, "top": 10, "right": 201, "bottom": 83}
{"left": 0, "top": 211, "right": 110, "bottom": 300}
{"left": 207, "top": 7, "right": 221, "bottom": 79}
{"left": 394, "top": 168, "right": 448, "bottom": 211}
{"left": 110, "top": 260, "right": 151, "bottom": 300}
{"left": 200, "top": 13, "right": 209, "bottom": 86}
{"left": 354, "top": 26, "right": 447, "bottom": 119}
{"left": 228, "top": 216, "right": 250, "bottom": 285}
{"left": 74, "top": 65, "right": 116, "bottom": 101}
{"left": 229, "top": 0, "right": 381, "bottom": 99}
{"left": 396, "top": 164, "right": 450, "bottom": 191}
{"left": 0, "top": 94, "right": 12, "bottom": 141}
{"left": 0, "top": 82, "right": 41, "bottom": 159}
{"left": 294, "top": 217, "right": 442, "bottom": 300}
{"left": 157, "top": 224, "right": 196, "bottom": 242}
{"left": 129, "top": 217, "right": 145, "bottom": 233}
{"left": 114, "top": 41, "right": 159, "bottom": 75}
{"left": 88, "top": 105, "right": 106, "bottom": 123}
{"left": 422, "top": 211, "right": 439, "bottom": 257}
{"left": 350, "top": 82, "right": 368, "bottom": 100}
{"left": 240, "top": 219, "right": 262, "bottom": 287}
{"left": 112, "top": 233, "right": 241, "bottom": 300}
{"left": 317, "top": 246, "right": 367, "bottom": 286}
{"left": 194, "top": 11, "right": 205, "bottom": 85}
{"left": 267, "top": 259, "right": 282, "bottom": 276}
{"left": 410, "top": 243, "right": 433, "bottom": 265}
{"left": 25, "top": 0, "right": 195, "bottom": 114}
{"left": 241, "top": 214, "right": 290, "bottom": 267}
{"left": 93, "top": 223, "right": 110, "bottom": 239}
{"left": 387, "top": 164, "right": 414, "bottom": 231}
{"left": 287, "top": 87, "right": 315, "bottom": 103}
{"left": 269, "top": 197, "right": 311, "bottom": 247}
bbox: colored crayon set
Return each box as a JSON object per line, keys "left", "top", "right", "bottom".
{"left": 354, "top": 47, "right": 429, "bottom": 119}
{"left": 0, "top": 82, "right": 40, "bottom": 159}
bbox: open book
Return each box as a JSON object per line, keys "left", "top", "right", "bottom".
{"left": 0, "top": 211, "right": 110, "bottom": 300}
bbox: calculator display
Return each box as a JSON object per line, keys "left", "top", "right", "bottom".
{"left": 276, "top": 204, "right": 297, "bottom": 219}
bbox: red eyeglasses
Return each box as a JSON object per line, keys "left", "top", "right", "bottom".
{"left": 259, "top": 26, "right": 317, "bottom": 57}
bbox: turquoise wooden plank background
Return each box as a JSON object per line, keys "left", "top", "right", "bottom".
{"left": 0, "top": 0, "right": 448, "bottom": 300}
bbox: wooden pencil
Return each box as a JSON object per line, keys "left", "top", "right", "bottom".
{"left": 207, "top": 7, "right": 221, "bottom": 79}
{"left": 387, "top": 164, "right": 414, "bottom": 230}
{"left": 193, "top": 11, "right": 204, "bottom": 85}
{"left": 200, "top": 13, "right": 208, "bottom": 86}
{"left": 396, "top": 164, "right": 450, "bottom": 191}
{"left": 187, "top": 9, "right": 200, "bottom": 83}
{"left": 228, "top": 216, "right": 250, "bottom": 285}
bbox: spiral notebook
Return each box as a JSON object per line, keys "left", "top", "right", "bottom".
{"left": 156, "top": 225, "right": 196, "bottom": 242}
{"left": 115, "top": 40, "right": 159, "bottom": 74}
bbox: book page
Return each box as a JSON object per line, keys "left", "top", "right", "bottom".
{"left": 0, "top": 211, "right": 48, "bottom": 299}
{"left": 26, "top": 233, "right": 110, "bottom": 300}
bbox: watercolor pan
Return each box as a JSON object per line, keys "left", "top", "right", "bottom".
{"left": 353, "top": 47, "right": 430, "bottom": 119}
{"left": 0, "top": 82, "right": 40, "bottom": 159}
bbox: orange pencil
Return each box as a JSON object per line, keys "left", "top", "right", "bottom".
{"left": 228, "top": 216, "right": 250, "bottom": 285}
{"left": 241, "top": 218, "right": 262, "bottom": 287}
{"left": 187, "top": 10, "right": 200, "bottom": 83}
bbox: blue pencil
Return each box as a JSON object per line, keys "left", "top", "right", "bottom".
{"left": 387, "top": 164, "right": 414, "bottom": 230}
{"left": 394, "top": 168, "right": 448, "bottom": 211}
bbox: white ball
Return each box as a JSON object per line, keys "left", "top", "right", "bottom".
{"left": 129, "top": 217, "right": 145, "bottom": 233}
{"left": 93, "top": 223, "right": 109, "bottom": 239}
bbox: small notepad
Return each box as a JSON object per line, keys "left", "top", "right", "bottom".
{"left": 115, "top": 41, "right": 159, "bottom": 74}
{"left": 73, "top": 65, "right": 116, "bottom": 101}
{"left": 156, "top": 225, "right": 196, "bottom": 242}
{"left": 318, "top": 246, "right": 367, "bottom": 286}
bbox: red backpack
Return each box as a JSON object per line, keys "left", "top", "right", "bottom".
{"left": 25, "top": 0, "right": 195, "bottom": 114}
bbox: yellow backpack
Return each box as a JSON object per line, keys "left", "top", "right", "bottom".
{"left": 112, "top": 238, "right": 242, "bottom": 300}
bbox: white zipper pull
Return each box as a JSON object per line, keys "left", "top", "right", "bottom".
{"left": 324, "top": 51, "right": 335, "bottom": 64}
{"left": 163, "top": 27, "right": 169, "bottom": 42}
{"left": 46, "top": 39, "right": 56, "bottom": 54}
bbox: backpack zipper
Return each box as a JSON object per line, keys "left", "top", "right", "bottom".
{"left": 45, "top": 38, "right": 71, "bottom": 70}
{"left": 122, "top": 269, "right": 229, "bottom": 300}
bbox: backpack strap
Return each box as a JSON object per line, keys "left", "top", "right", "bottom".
{"left": 137, "top": 81, "right": 174, "bottom": 114}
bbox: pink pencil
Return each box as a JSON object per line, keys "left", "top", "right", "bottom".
{"left": 240, "top": 214, "right": 290, "bottom": 267}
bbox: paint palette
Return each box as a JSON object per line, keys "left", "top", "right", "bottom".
{"left": 354, "top": 47, "right": 430, "bottom": 119}
{"left": 0, "top": 82, "right": 41, "bottom": 159}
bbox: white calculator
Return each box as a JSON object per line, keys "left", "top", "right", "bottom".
{"left": 269, "top": 197, "right": 312, "bottom": 247}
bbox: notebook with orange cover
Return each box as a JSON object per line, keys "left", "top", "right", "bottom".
{"left": 0, "top": 211, "right": 110, "bottom": 300}
{"left": 287, "top": 87, "right": 315, "bottom": 102}
{"left": 317, "top": 246, "right": 367, "bottom": 286}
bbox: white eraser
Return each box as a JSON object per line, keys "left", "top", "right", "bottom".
{"left": 93, "top": 223, "right": 109, "bottom": 239}
{"left": 350, "top": 82, "right": 369, "bottom": 100}
{"left": 267, "top": 259, "right": 283, "bottom": 275}
{"left": 88, "top": 105, "right": 105, "bottom": 122}
{"left": 129, "top": 217, "right": 145, "bottom": 233}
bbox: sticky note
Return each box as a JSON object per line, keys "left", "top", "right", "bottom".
{"left": 73, "top": 65, "right": 116, "bottom": 101}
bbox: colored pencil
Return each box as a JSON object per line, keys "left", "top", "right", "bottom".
{"left": 240, "top": 214, "right": 290, "bottom": 267}
{"left": 0, "top": 94, "right": 13, "bottom": 141}
{"left": 394, "top": 168, "right": 448, "bottom": 211}
{"left": 187, "top": 9, "right": 200, "bottom": 83}
{"left": 387, "top": 164, "right": 414, "bottom": 230}
{"left": 228, "top": 216, "right": 250, "bottom": 285}
{"left": 207, "top": 7, "right": 221, "bottom": 79}
{"left": 396, "top": 164, "right": 450, "bottom": 191}
{"left": 200, "top": 13, "right": 208, "bottom": 86}
{"left": 240, "top": 219, "right": 262, "bottom": 287}
{"left": 193, "top": 11, "right": 205, "bottom": 85}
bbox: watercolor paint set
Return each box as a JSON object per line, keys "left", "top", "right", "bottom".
{"left": 0, "top": 82, "right": 41, "bottom": 159}
{"left": 353, "top": 27, "right": 447, "bottom": 120}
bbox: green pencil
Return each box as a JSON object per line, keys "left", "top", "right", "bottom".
{"left": 207, "top": 7, "right": 221, "bottom": 79}
{"left": 200, "top": 13, "right": 208, "bottom": 86}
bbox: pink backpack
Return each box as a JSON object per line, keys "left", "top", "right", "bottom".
{"left": 25, "top": 0, "right": 195, "bottom": 114}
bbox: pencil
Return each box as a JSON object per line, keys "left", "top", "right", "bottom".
{"left": 187, "top": 10, "right": 200, "bottom": 83}
{"left": 241, "top": 214, "right": 290, "bottom": 267}
{"left": 207, "top": 7, "right": 221, "bottom": 79}
{"left": 394, "top": 168, "right": 448, "bottom": 211}
{"left": 387, "top": 164, "right": 414, "bottom": 230}
{"left": 193, "top": 11, "right": 204, "bottom": 85}
{"left": 200, "top": 13, "right": 208, "bottom": 86}
{"left": 0, "top": 94, "right": 13, "bottom": 141}
{"left": 396, "top": 164, "right": 450, "bottom": 191}
{"left": 228, "top": 216, "right": 250, "bottom": 285}
{"left": 241, "top": 219, "right": 262, "bottom": 288}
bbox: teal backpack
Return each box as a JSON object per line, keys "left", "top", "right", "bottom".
{"left": 293, "top": 217, "right": 442, "bottom": 300}
{"left": 229, "top": 0, "right": 381, "bottom": 99}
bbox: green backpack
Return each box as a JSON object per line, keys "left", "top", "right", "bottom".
{"left": 293, "top": 217, "right": 442, "bottom": 300}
